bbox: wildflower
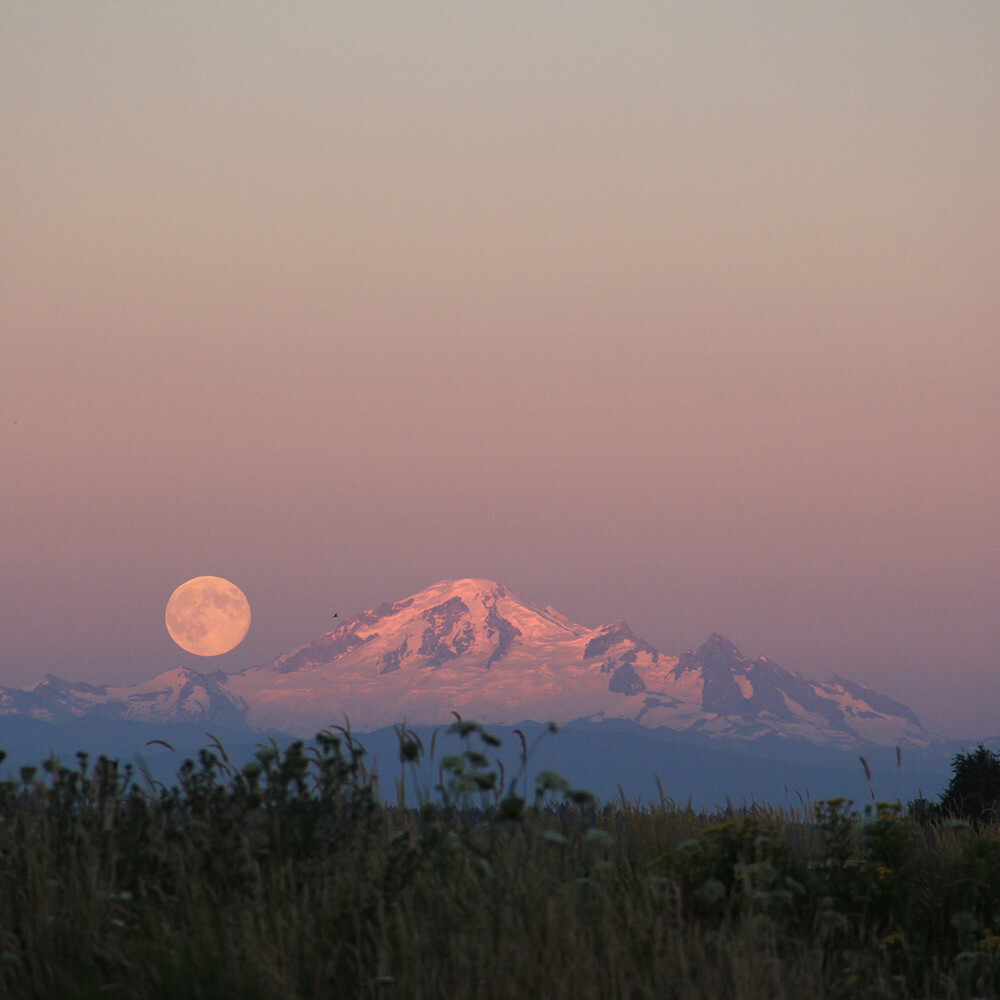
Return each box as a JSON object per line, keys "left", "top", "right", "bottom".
{"left": 439, "top": 754, "right": 465, "bottom": 773}
{"left": 447, "top": 720, "right": 482, "bottom": 737}
{"left": 978, "top": 931, "right": 1000, "bottom": 953}
{"left": 535, "top": 770, "right": 570, "bottom": 793}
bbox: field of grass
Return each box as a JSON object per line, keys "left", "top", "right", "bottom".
{"left": 0, "top": 721, "right": 998, "bottom": 999}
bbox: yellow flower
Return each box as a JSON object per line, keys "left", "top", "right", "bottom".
{"left": 977, "top": 932, "right": 1000, "bottom": 953}
{"left": 882, "top": 930, "right": 905, "bottom": 950}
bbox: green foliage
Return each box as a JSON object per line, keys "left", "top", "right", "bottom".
{"left": 939, "top": 744, "right": 1000, "bottom": 826}
{"left": 1, "top": 725, "right": 1000, "bottom": 998}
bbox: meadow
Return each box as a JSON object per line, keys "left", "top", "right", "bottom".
{"left": 0, "top": 721, "right": 997, "bottom": 1000}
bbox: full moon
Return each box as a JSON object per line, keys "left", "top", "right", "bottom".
{"left": 165, "top": 576, "right": 251, "bottom": 656}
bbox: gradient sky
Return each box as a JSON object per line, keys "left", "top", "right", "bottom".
{"left": 3, "top": 3, "right": 999, "bottom": 737}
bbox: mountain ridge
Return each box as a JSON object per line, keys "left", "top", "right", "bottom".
{"left": 0, "top": 578, "right": 937, "bottom": 749}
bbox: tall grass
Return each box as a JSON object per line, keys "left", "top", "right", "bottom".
{"left": 0, "top": 724, "right": 997, "bottom": 999}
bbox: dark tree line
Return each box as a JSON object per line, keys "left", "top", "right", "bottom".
{"left": 910, "top": 743, "right": 1000, "bottom": 826}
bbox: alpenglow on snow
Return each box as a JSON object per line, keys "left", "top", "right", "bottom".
{"left": 0, "top": 578, "right": 934, "bottom": 749}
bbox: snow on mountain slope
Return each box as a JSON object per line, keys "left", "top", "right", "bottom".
{"left": 0, "top": 579, "right": 935, "bottom": 749}
{"left": 0, "top": 668, "right": 246, "bottom": 724}
{"left": 223, "top": 578, "right": 672, "bottom": 734}
{"left": 633, "top": 633, "right": 932, "bottom": 747}
{"left": 221, "top": 579, "right": 934, "bottom": 748}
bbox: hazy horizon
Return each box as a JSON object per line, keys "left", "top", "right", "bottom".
{"left": 3, "top": 4, "right": 999, "bottom": 739}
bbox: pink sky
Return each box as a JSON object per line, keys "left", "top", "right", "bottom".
{"left": 2, "top": 3, "right": 999, "bottom": 736}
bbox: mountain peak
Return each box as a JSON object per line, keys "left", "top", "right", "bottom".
{"left": 222, "top": 580, "right": 670, "bottom": 732}
{"left": 702, "top": 632, "right": 743, "bottom": 655}
{"left": 671, "top": 633, "right": 747, "bottom": 679}
{"left": 414, "top": 578, "right": 507, "bottom": 601}
{"left": 0, "top": 581, "right": 935, "bottom": 750}
{"left": 223, "top": 591, "right": 933, "bottom": 747}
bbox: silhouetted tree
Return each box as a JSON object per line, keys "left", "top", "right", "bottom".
{"left": 938, "top": 744, "right": 1000, "bottom": 825}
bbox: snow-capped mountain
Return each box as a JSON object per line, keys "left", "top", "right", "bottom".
{"left": 0, "top": 579, "right": 935, "bottom": 749}
{"left": 222, "top": 578, "right": 671, "bottom": 735}
{"left": 219, "top": 578, "right": 933, "bottom": 748}
{"left": 0, "top": 667, "right": 246, "bottom": 725}
{"left": 634, "top": 632, "right": 930, "bottom": 747}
